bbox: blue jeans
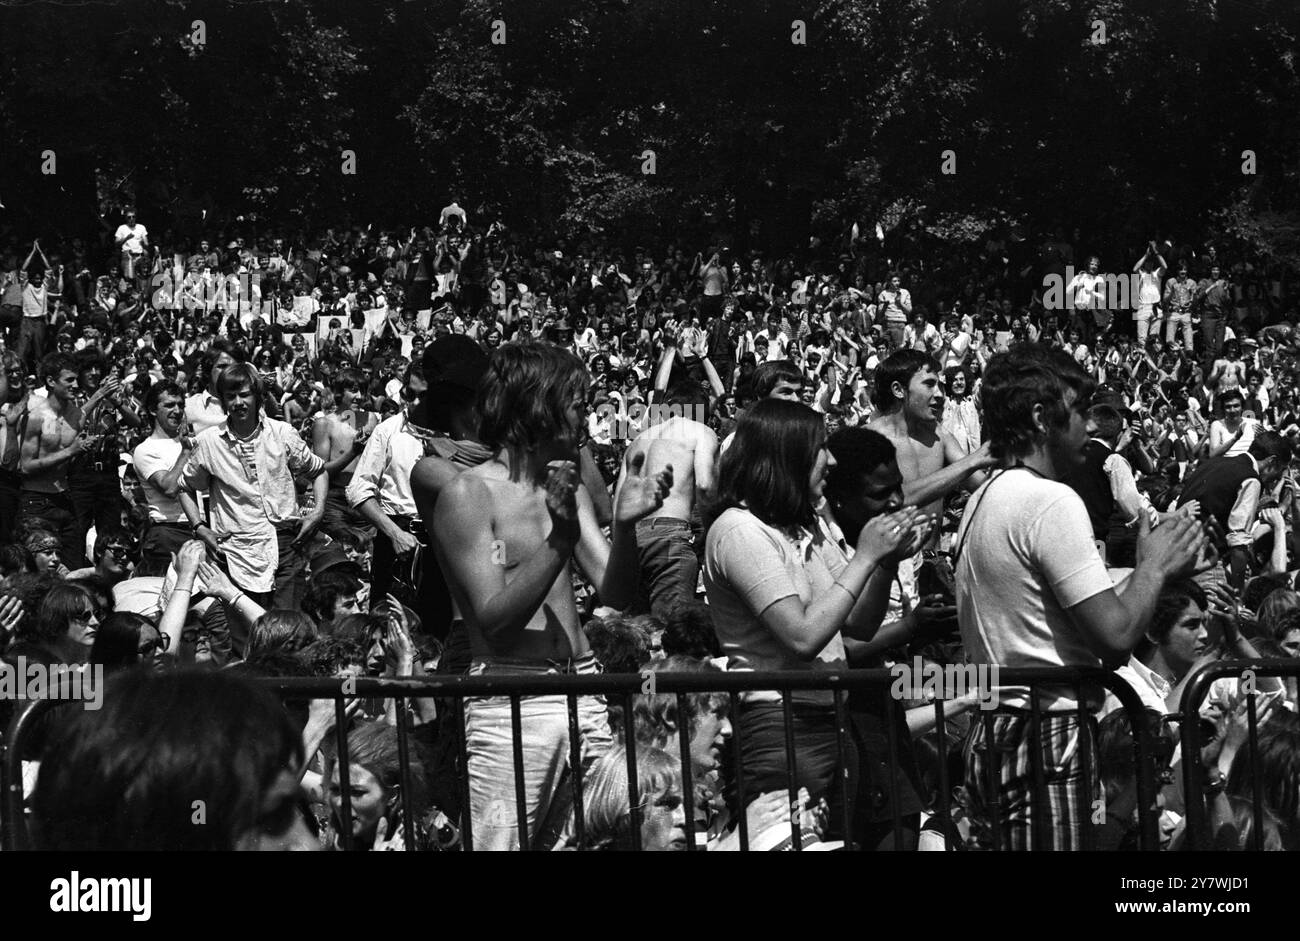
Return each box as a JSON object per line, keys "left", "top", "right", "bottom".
{"left": 463, "top": 654, "right": 612, "bottom": 850}
{"left": 20, "top": 490, "right": 81, "bottom": 567}
{"left": 635, "top": 517, "right": 699, "bottom": 619}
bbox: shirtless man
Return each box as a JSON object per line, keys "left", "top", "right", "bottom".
{"left": 313, "top": 367, "right": 376, "bottom": 540}
{"left": 617, "top": 380, "right": 717, "bottom": 619}
{"left": 1208, "top": 339, "right": 1248, "bottom": 401}
{"left": 0, "top": 351, "right": 29, "bottom": 541}
{"left": 432, "top": 342, "right": 670, "bottom": 851}
{"left": 869, "top": 349, "right": 996, "bottom": 525}
{"left": 18, "top": 352, "right": 105, "bottom": 566}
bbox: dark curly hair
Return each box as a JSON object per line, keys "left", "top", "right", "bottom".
{"left": 981, "top": 344, "right": 1095, "bottom": 461}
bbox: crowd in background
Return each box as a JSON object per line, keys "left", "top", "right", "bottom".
{"left": 3, "top": 201, "right": 1300, "bottom": 851}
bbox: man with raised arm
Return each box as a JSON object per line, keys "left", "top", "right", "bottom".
{"left": 869, "top": 349, "right": 996, "bottom": 527}
{"left": 432, "top": 342, "right": 671, "bottom": 851}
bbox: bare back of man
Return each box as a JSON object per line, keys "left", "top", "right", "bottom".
{"left": 619, "top": 416, "right": 716, "bottom": 522}
{"left": 617, "top": 415, "right": 714, "bottom": 617}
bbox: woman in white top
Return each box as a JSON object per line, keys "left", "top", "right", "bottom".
{"left": 703, "top": 398, "right": 920, "bottom": 835}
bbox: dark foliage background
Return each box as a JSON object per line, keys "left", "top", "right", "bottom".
{"left": 1, "top": 0, "right": 1297, "bottom": 259}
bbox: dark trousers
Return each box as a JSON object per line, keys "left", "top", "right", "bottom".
{"left": 0, "top": 305, "right": 21, "bottom": 347}
{"left": 20, "top": 490, "right": 81, "bottom": 567}
{"left": 139, "top": 521, "right": 193, "bottom": 577}
{"left": 232, "top": 525, "right": 309, "bottom": 648}
{"left": 737, "top": 700, "right": 859, "bottom": 842}
{"left": 371, "top": 514, "right": 446, "bottom": 635}
{"left": 68, "top": 469, "right": 123, "bottom": 562}
{"left": 0, "top": 469, "right": 21, "bottom": 543}
{"left": 14, "top": 317, "right": 46, "bottom": 376}
{"left": 1201, "top": 313, "right": 1225, "bottom": 356}
{"left": 634, "top": 517, "right": 699, "bottom": 619}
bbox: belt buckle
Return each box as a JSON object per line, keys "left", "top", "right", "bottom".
{"left": 93, "top": 461, "right": 104, "bottom": 473}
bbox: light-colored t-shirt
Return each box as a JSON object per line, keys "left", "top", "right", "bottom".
{"left": 703, "top": 506, "right": 847, "bottom": 705}
{"left": 115, "top": 223, "right": 148, "bottom": 254}
{"left": 954, "top": 468, "right": 1114, "bottom": 710}
{"left": 132, "top": 435, "right": 186, "bottom": 523}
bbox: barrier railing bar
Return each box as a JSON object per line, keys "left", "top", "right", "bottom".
{"left": 624, "top": 692, "right": 641, "bottom": 852}
{"left": 566, "top": 694, "right": 586, "bottom": 850}
{"left": 508, "top": 694, "right": 528, "bottom": 851}
{"left": 729, "top": 691, "right": 748, "bottom": 852}
{"left": 334, "top": 698, "right": 353, "bottom": 851}
{"left": 0, "top": 666, "right": 1171, "bottom": 852}
{"left": 882, "top": 686, "right": 902, "bottom": 851}
{"left": 1076, "top": 682, "right": 1095, "bottom": 852}
{"left": 455, "top": 696, "right": 474, "bottom": 852}
{"left": 392, "top": 696, "right": 416, "bottom": 851}
{"left": 833, "top": 689, "right": 851, "bottom": 849}
{"left": 781, "top": 693, "right": 802, "bottom": 851}
{"left": 676, "top": 692, "right": 697, "bottom": 852}
{"left": 933, "top": 698, "right": 952, "bottom": 852}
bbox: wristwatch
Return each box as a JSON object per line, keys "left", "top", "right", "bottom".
{"left": 1203, "top": 768, "right": 1227, "bottom": 795}
{"left": 190, "top": 522, "right": 210, "bottom": 536}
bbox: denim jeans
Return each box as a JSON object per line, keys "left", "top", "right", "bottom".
{"left": 635, "top": 516, "right": 699, "bottom": 619}
{"left": 463, "top": 654, "right": 612, "bottom": 850}
{"left": 1166, "top": 310, "right": 1194, "bottom": 350}
{"left": 20, "top": 490, "right": 81, "bottom": 567}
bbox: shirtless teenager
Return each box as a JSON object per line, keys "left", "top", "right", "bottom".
{"left": 432, "top": 342, "right": 670, "bottom": 851}
{"left": 617, "top": 380, "right": 717, "bottom": 619}
{"left": 18, "top": 352, "right": 105, "bottom": 566}
{"left": 312, "top": 366, "right": 376, "bottom": 539}
{"left": 869, "top": 350, "right": 996, "bottom": 521}
{"left": 0, "top": 351, "right": 29, "bottom": 541}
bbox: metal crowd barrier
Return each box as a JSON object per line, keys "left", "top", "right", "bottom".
{"left": 2, "top": 666, "right": 1160, "bottom": 851}
{"left": 1178, "top": 658, "right": 1298, "bottom": 851}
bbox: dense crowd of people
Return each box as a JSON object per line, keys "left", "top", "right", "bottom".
{"left": 3, "top": 203, "right": 1300, "bottom": 851}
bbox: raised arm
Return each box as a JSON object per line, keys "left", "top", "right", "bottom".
{"left": 1066, "top": 513, "right": 1204, "bottom": 667}
{"left": 901, "top": 436, "right": 995, "bottom": 507}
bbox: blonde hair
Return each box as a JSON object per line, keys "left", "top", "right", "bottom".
{"left": 581, "top": 746, "right": 680, "bottom": 850}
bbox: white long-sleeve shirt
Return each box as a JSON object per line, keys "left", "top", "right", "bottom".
{"left": 345, "top": 412, "right": 424, "bottom": 517}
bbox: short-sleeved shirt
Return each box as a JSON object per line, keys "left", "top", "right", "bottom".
{"left": 132, "top": 435, "right": 186, "bottom": 523}
{"left": 115, "top": 223, "right": 148, "bottom": 254}
{"left": 703, "top": 506, "right": 847, "bottom": 706}
{"left": 954, "top": 468, "right": 1114, "bottom": 710}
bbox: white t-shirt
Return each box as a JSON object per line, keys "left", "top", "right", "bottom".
{"left": 132, "top": 435, "right": 186, "bottom": 522}
{"left": 115, "top": 223, "right": 148, "bottom": 254}
{"left": 954, "top": 468, "right": 1114, "bottom": 710}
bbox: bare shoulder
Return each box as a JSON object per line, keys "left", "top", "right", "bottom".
{"left": 24, "top": 397, "right": 52, "bottom": 428}
{"left": 412, "top": 454, "right": 459, "bottom": 496}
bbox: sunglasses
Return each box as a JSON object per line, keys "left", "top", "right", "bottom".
{"left": 141, "top": 633, "right": 172, "bottom": 655}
